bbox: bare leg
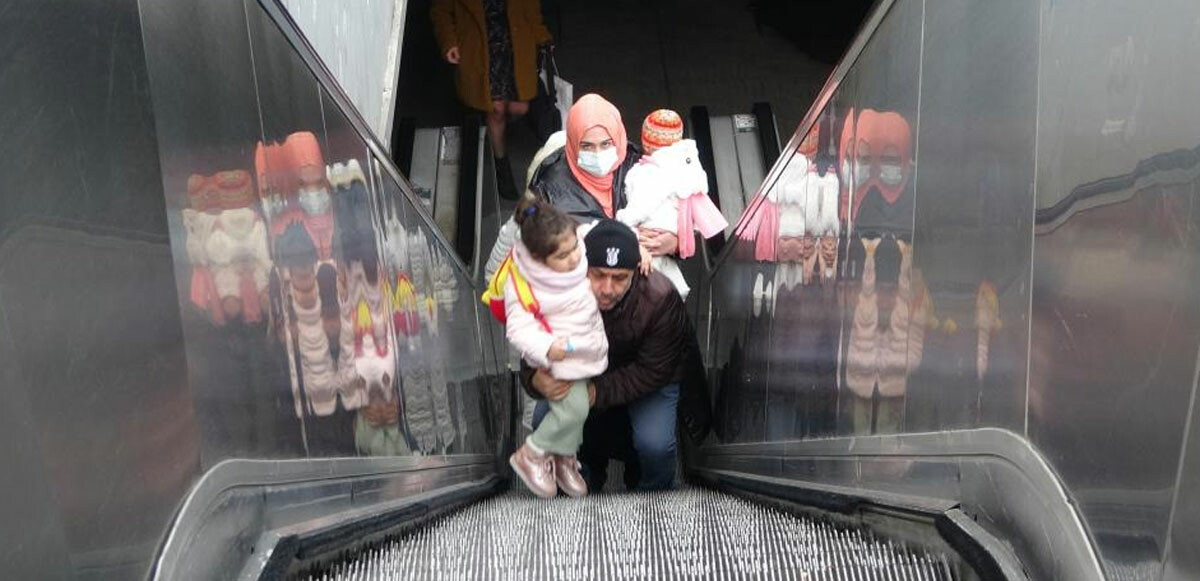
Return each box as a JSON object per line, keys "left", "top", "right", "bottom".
{"left": 487, "top": 100, "right": 508, "bottom": 158}
{"left": 507, "top": 100, "right": 529, "bottom": 121}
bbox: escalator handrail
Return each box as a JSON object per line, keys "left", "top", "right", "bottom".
{"left": 704, "top": 0, "right": 898, "bottom": 278}
{"left": 256, "top": 0, "right": 477, "bottom": 286}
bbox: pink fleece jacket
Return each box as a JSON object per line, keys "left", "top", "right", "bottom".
{"left": 505, "top": 229, "right": 609, "bottom": 381}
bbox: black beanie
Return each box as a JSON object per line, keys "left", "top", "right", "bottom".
{"left": 584, "top": 219, "right": 641, "bottom": 270}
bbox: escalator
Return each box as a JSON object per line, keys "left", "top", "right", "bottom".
{"left": 294, "top": 489, "right": 964, "bottom": 581}
{"left": 10, "top": 0, "right": 1189, "bottom": 578}
{"left": 142, "top": 2, "right": 1017, "bottom": 579}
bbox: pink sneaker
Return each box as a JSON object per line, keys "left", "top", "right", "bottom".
{"left": 509, "top": 442, "right": 557, "bottom": 498}
{"left": 554, "top": 455, "right": 588, "bottom": 498}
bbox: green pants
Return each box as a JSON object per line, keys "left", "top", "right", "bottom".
{"left": 528, "top": 380, "right": 589, "bottom": 455}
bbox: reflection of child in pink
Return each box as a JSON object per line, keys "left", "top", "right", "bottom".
{"left": 618, "top": 110, "right": 727, "bottom": 298}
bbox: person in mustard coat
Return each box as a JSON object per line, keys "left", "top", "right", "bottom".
{"left": 431, "top": 0, "right": 553, "bottom": 200}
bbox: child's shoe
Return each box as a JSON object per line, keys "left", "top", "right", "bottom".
{"left": 554, "top": 455, "right": 588, "bottom": 497}
{"left": 509, "top": 442, "right": 557, "bottom": 498}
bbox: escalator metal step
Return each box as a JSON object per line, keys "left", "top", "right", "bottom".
{"left": 301, "top": 488, "right": 958, "bottom": 580}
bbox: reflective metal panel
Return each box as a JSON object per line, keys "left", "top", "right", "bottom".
{"left": 695, "top": 428, "right": 1106, "bottom": 580}
{"left": 906, "top": 0, "right": 1037, "bottom": 433}
{"left": 1031, "top": 0, "right": 1200, "bottom": 575}
{"left": 0, "top": 0, "right": 197, "bottom": 577}
{"left": 1165, "top": 371, "right": 1200, "bottom": 580}
{"left": 1, "top": 0, "right": 502, "bottom": 576}
{"left": 835, "top": 0, "right": 923, "bottom": 438}
{"left": 703, "top": 0, "right": 1200, "bottom": 577}
{"left": 144, "top": 0, "right": 307, "bottom": 466}
{"left": 709, "top": 233, "right": 770, "bottom": 443}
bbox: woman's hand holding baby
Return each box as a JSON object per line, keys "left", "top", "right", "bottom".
{"left": 637, "top": 227, "right": 679, "bottom": 257}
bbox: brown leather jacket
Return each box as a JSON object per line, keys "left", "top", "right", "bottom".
{"left": 521, "top": 272, "right": 685, "bottom": 408}
{"left": 520, "top": 271, "right": 711, "bottom": 442}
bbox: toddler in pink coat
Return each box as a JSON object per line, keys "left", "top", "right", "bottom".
{"left": 505, "top": 199, "right": 608, "bottom": 498}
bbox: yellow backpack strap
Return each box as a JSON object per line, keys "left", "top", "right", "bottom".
{"left": 481, "top": 253, "right": 515, "bottom": 307}
{"left": 507, "top": 261, "right": 552, "bottom": 333}
{"left": 479, "top": 252, "right": 551, "bottom": 332}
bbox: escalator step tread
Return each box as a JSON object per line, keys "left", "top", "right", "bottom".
{"left": 299, "top": 488, "right": 960, "bottom": 580}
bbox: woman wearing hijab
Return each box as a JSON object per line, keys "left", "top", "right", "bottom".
{"left": 486, "top": 94, "right": 677, "bottom": 281}
{"left": 527, "top": 94, "right": 641, "bottom": 222}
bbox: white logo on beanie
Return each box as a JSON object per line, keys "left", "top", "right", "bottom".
{"left": 606, "top": 247, "right": 620, "bottom": 267}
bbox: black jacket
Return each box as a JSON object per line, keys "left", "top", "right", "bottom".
{"left": 528, "top": 144, "right": 641, "bottom": 222}
{"left": 521, "top": 271, "right": 712, "bottom": 442}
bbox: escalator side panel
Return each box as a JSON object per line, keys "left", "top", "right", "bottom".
{"left": 731, "top": 114, "right": 768, "bottom": 206}
{"left": 408, "top": 128, "right": 442, "bottom": 214}
{"left": 707, "top": 116, "right": 748, "bottom": 234}
{"left": 698, "top": 0, "right": 1200, "bottom": 578}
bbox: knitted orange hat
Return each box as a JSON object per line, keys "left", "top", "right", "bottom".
{"left": 214, "top": 170, "right": 255, "bottom": 210}
{"left": 641, "top": 109, "right": 684, "bottom": 155}
{"left": 187, "top": 174, "right": 221, "bottom": 212}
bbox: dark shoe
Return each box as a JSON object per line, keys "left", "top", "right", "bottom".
{"left": 622, "top": 458, "right": 642, "bottom": 491}
{"left": 495, "top": 156, "right": 519, "bottom": 200}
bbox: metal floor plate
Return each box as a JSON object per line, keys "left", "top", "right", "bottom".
{"left": 299, "top": 489, "right": 960, "bottom": 580}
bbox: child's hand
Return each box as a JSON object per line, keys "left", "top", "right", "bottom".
{"left": 639, "top": 244, "right": 654, "bottom": 276}
{"left": 547, "top": 338, "right": 569, "bottom": 361}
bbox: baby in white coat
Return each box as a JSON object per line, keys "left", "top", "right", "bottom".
{"left": 618, "top": 110, "right": 727, "bottom": 299}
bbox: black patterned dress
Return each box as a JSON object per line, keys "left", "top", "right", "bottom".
{"left": 483, "top": 0, "right": 517, "bottom": 101}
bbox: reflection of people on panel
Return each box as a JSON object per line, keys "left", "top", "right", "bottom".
{"left": 840, "top": 109, "right": 928, "bottom": 435}
{"left": 275, "top": 221, "right": 335, "bottom": 418}
{"left": 975, "top": 281, "right": 1003, "bottom": 384}
{"left": 182, "top": 170, "right": 271, "bottom": 326}
{"left": 768, "top": 145, "right": 843, "bottom": 438}
{"left": 775, "top": 155, "right": 809, "bottom": 270}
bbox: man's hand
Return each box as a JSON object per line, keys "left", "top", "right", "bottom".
{"left": 587, "top": 382, "right": 596, "bottom": 407}
{"left": 532, "top": 367, "right": 572, "bottom": 401}
{"left": 637, "top": 227, "right": 679, "bottom": 257}
{"left": 445, "top": 46, "right": 461, "bottom": 64}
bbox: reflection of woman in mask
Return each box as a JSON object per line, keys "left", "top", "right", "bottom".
{"left": 850, "top": 109, "right": 912, "bottom": 230}
{"left": 528, "top": 94, "right": 642, "bottom": 223}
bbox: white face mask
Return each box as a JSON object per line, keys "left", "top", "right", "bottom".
{"left": 298, "top": 187, "right": 331, "bottom": 215}
{"left": 854, "top": 160, "right": 871, "bottom": 188}
{"left": 577, "top": 147, "right": 618, "bottom": 177}
{"left": 879, "top": 163, "right": 904, "bottom": 187}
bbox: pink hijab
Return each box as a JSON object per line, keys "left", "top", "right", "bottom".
{"left": 565, "top": 94, "right": 628, "bottom": 217}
